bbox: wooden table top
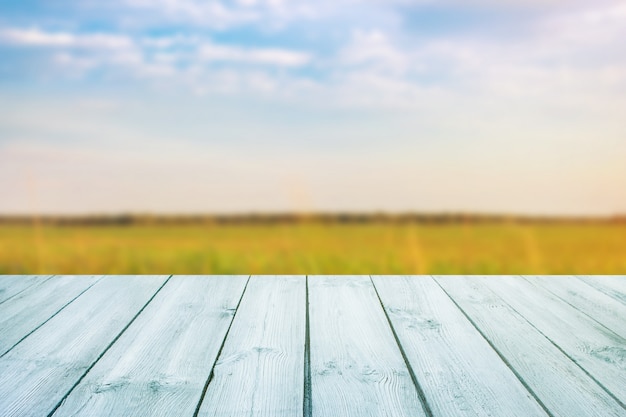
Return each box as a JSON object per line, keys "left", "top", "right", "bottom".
{"left": 0, "top": 275, "right": 624, "bottom": 417}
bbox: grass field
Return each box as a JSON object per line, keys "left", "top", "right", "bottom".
{"left": 1, "top": 222, "right": 625, "bottom": 274}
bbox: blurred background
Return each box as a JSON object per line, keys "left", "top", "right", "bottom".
{"left": 0, "top": 0, "right": 625, "bottom": 274}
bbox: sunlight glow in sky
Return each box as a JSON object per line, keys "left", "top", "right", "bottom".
{"left": 1, "top": 0, "right": 625, "bottom": 215}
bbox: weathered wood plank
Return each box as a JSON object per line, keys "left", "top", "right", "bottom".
{"left": 52, "top": 275, "right": 248, "bottom": 417}
{"left": 309, "top": 275, "right": 426, "bottom": 417}
{"left": 0, "top": 275, "right": 102, "bottom": 357}
{"left": 198, "top": 275, "right": 306, "bottom": 417}
{"left": 525, "top": 275, "right": 626, "bottom": 340}
{"left": 0, "top": 275, "right": 169, "bottom": 417}
{"left": 479, "top": 275, "right": 626, "bottom": 405}
{"left": 373, "top": 275, "right": 548, "bottom": 417}
{"left": 435, "top": 275, "right": 626, "bottom": 417}
{"left": 0, "top": 275, "right": 52, "bottom": 304}
{"left": 576, "top": 276, "right": 626, "bottom": 306}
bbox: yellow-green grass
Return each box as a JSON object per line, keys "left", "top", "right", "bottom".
{"left": 0, "top": 223, "right": 625, "bottom": 275}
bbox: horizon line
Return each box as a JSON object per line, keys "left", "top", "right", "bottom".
{"left": 1, "top": 212, "right": 625, "bottom": 225}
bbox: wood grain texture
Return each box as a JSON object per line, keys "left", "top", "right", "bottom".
{"left": 0, "top": 275, "right": 52, "bottom": 304}
{"left": 0, "top": 275, "right": 169, "bottom": 417}
{"left": 373, "top": 275, "right": 547, "bottom": 417}
{"left": 0, "top": 274, "right": 623, "bottom": 417}
{"left": 0, "top": 275, "right": 102, "bottom": 357}
{"left": 479, "top": 275, "right": 626, "bottom": 405}
{"left": 198, "top": 275, "right": 306, "bottom": 417}
{"left": 576, "top": 276, "right": 626, "bottom": 306}
{"left": 525, "top": 275, "right": 626, "bottom": 340}
{"left": 435, "top": 275, "right": 626, "bottom": 417}
{"left": 52, "top": 275, "right": 248, "bottom": 417}
{"left": 309, "top": 275, "right": 426, "bottom": 417}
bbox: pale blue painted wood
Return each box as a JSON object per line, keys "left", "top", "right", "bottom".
{"left": 0, "top": 275, "right": 623, "bottom": 417}
{"left": 480, "top": 275, "right": 626, "bottom": 405}
{"left": 0, "top": 275, "right": 102, "bottom": 356}
{"left": 198, "top": 275, "right": 306, "bottom": 417}
{"left": 0, "top": 275, "right": 52, "bottom": 304}
{"left": 577, "top": 276, "right": 626, "bottom": 306}
{"left": 525, "top": 275, "right": 626, "bottom": 340}
{"left": 53, "top": 275, "right": 248, "bottom": 417}
{"left": 435, "top": 275, "right": 626, "bottom": 417}
{"left": 0, "top": 275, "right": 169, "bottom": 417}
{"left": 373, "top": 275, "right": 548, "bottom": 417}
{"left": 309, "top": 275, "right": 427, "bottom": 417}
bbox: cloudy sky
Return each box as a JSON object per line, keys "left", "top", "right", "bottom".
{"left": 1, "top": 0, "right": 625, "bottom": 215}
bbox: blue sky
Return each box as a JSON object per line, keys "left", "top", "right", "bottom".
{"left": 1, "top": 0, "right": 625, "bottom": 215}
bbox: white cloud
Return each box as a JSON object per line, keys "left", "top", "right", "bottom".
{"left": 140, "top": 35, "right": 198, "bottom": 48}
{"left": 0, "top": 25, "right": 313, "bottom": 95}
{"left": 536, "top": 2, "right": 626, "bottom": 46}
{"left": 114, "top": 0, "right": 625, "bottom": 33}
{"left": 340, "top": 30, "right": 409, "bottom": 75}
{"left": 3, "top": 0, "right": 626, "bottom": 214}
{"left": 124, "top": 0, "right": 263, "bottom": 27}
{"left": 199, "top": 42, "right": 311, "bottom": 66}
{"left": 3, "top": 2, "right": 626, "bottom": 111}
{"left": 0, "top": 27, "right": 132, "bottom": 49}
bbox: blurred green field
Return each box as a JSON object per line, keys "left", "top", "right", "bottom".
{"left": 0, "top": 223, "right": 625, "bottom": 275}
